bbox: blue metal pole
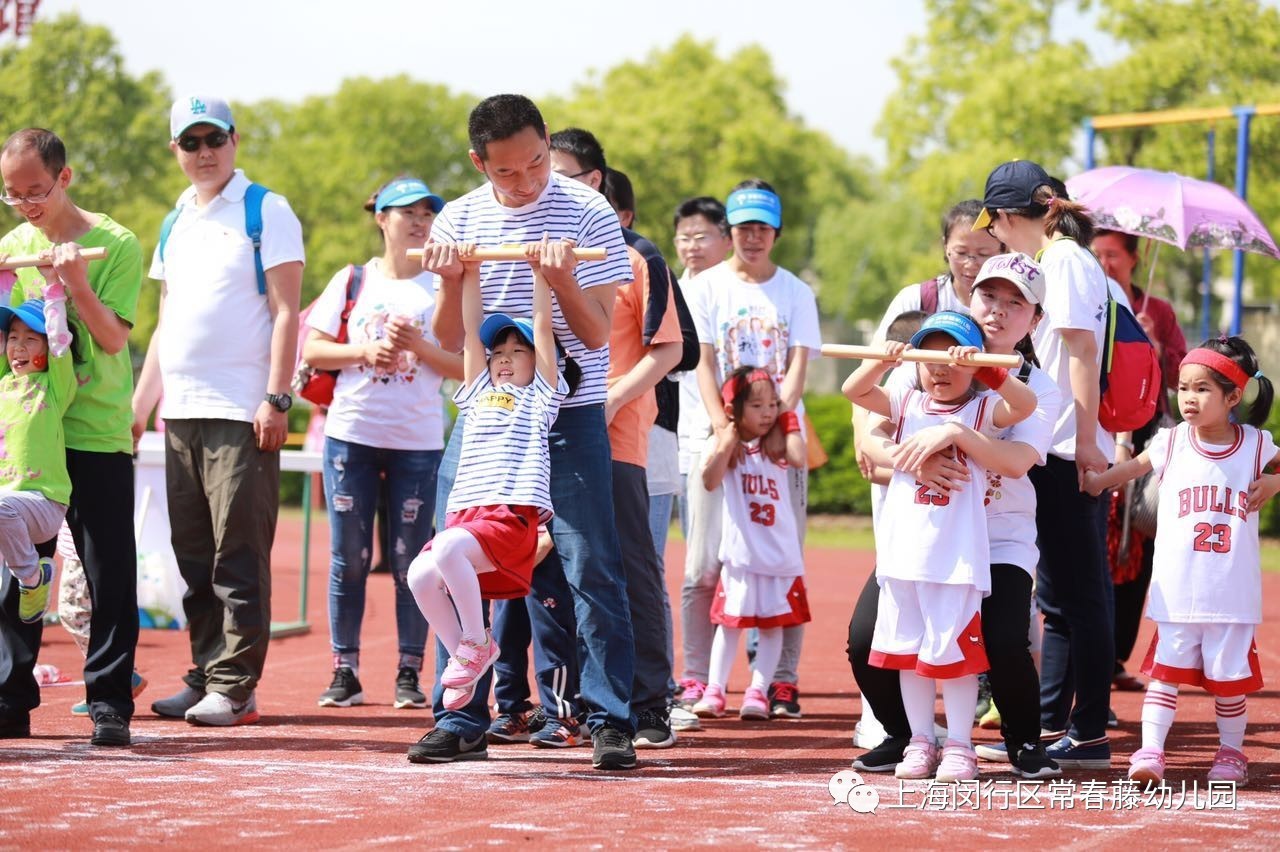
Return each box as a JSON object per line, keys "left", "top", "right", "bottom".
{"left": 1202, "top": 128, "right": 1215, "bottom": 340}
{"left": 1083, "top": 119, "right": 1097, "bottom": 170}
{"left": 1231, "top": 107, "right": 1255, "bottom": 335}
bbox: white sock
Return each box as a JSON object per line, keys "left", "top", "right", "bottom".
{"left": 899, "top": 670, "right": 939, "bottom": 740}
{"left": 1141, "top": 680, "right": 1178, "bottom": 751}
{"left": 750, "top": 628, "right": 783, "bottom": 692}
{"left": 427, "top": 527, "right": 491, "bottom": 644}
{"left": 940, "top": 675, "right": 978, "bottom": 747}
{"left": 1215, "top": 696, "right": 1247, "bottom": 750}
{"left": 708, "top": 626, "right": 741, "bottom": 691}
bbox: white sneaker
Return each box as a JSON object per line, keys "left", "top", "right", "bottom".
{"left": 151, "top": 686, "right": 205, "bottom": 719}
{"left": 669, "top": 705, "right": 702, "bottom": 732}
{"left": 185, "top": 691, "right": 259, "bottom": 726}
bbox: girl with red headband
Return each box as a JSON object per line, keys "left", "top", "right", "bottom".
{"left": 1085, "top": 336, "right": 1278, "bottom": 786}
{"left": 691, "top": 366, "right": 810, "bottom": 721}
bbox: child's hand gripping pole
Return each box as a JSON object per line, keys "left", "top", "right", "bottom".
{"left": 821, "top": 343, "right": 1022, "bottom": 368}
{"left": 407, "top": 245, "right": 607, "bottom": 262}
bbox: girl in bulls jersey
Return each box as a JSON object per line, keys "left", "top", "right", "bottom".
{"left": 1085, "top": 336, "right": 1278, "bottom": 786}
{"left": 691, "top": 366, "right": 809, "bottom": 721}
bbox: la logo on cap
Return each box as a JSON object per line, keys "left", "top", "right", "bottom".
{"left": 190, "top": 97, "right": 207, "bottom": 115}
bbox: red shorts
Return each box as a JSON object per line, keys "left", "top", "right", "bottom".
{"left": 710, "top": 577, "right": 811, "bottom": 629}
{"left": 424, "top": 505, "right": 540, "bottom": 600}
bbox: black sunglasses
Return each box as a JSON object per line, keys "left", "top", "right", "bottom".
{"left": 177, "top": 129, "right": 231, "bottom": 153}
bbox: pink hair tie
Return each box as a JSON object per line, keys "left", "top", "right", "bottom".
{"left": 1181, "top": 348, "right": 1249, "bottom": 390}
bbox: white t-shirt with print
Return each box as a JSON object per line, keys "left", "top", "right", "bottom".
{"left": 871, "top": 275, "right": 970, "bottom": 343}
{"left": 307, "top": 258, "right": 446, "bottom": 451}
{"left": 150, "top": 170, "right": 306, "bottom": 422}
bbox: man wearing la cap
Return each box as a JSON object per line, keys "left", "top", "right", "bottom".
{"left": 684, "top": 178, "right": 821, "bottom": 719}
{"left": 136, "top": 95, "right": 304, "bottom": 727}
{"left": 0, "top": 128, "right": 143, "bottom": 747}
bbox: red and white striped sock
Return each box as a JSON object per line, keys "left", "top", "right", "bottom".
{"left": 1214, "top": 696, "right": 1247, "bottom": 750}
{"left": 1141, "top": 680, "right": 1178, "bottom": 751}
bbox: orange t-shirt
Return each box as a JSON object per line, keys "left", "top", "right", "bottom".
{"left": 606, "top": 245, "right": 682, "bottom": 467}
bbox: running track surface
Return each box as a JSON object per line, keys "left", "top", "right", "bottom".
{"left": 2, "top": 516, "right": 1277, "bottom": 850}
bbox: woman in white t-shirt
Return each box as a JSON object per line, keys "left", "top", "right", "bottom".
{"left": 300, "top": 177, "right": 463, "bottom": 711}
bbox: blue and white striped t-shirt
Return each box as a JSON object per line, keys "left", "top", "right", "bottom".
{"left": 431, "top": 172, "right": 632, "bottom": 407}
{"left": 446, "top": 369, "right": 568, "bottom": 521}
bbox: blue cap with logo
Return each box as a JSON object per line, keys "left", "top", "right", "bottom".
{"left": 972, "top": 160, "right": 1053, "bottom": 231}
{"left": 726, "top": 187, "right": 782, "bottom": 229}
{"left": 170, "top": 95, "right": 235, "bottom": 139}
{"left": 0, "top": 299, "right": 47, "bottom": 335}
{"left": 479, "top": 313, "right": 566, "bottom": 357}
{"left": 909, "top": 310, "right": 985, "bottom": 351}
{"left": 374, "top": 177, "right": 445, "bottom": 214}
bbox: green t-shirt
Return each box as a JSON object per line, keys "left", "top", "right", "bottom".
{"left": 0, "top": 216, "right": 143, "bottom": 454}
{"left": 0, "top": 345, "right": 76, "bottom": 504}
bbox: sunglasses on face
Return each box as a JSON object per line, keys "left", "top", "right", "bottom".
{"left": 176, "top": 130, "right": 231, "bottom": 153}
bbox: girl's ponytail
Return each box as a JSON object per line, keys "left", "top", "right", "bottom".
{"left": 1195, "top": 336, "right": 1273, "bottom": 427}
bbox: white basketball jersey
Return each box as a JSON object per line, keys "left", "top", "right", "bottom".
{"left": 876, "top": 387, "right": 995, "bottom": 593}
{"left": 719, "top": 441, "right": 803, "bottom": 578}
{"left": 1147, "top": 423, "right": 1277, "bottom": 624}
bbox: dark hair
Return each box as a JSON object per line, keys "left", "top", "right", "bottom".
{"left": 468, "top": 95, "right": 545, "bottom": 160}
{"left": 885, "top": 310, "right": 928, "bottom": 345}
{"left": 728, "top": 178, "right": 783, "bottom": 238}
{"left": 1013, "top": 332, "right": 1040, "bottom": 370}
{"left": 1093, "top": 228, "right": 1140, "bottom": 256}
{"left": 1, "top": 128, "right": 66, "bottom": 177}
{"left": 721, "top": 364, "right": 777, "bottom": 428}
{"left": 673, "top": 196, "right": 728, "bottom": 235}
{"left": 489, "top": 327, "right": 582, "bottom": 397}
{"left": 602, "top": 168, "right": 634, "bottom": 215}
{"left": 1004, "top": 183, "right": 1095, "bottom": 245}
{"left": 1191, "top": 336, "right": 1273, "bottom": 427}
{"left": 941, "top": 200, "right": 984, "bottom": 243}
{"left": 549, "top": 127, "right": 606, "bottom": 180}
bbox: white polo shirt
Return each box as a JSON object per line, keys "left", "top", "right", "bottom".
{"left": 150, "top": 170, "right": 306, "bottom": 422}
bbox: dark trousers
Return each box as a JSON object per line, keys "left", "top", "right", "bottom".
{"left": 1114, "top": 540, "right": 1154, "bottom": 667}
{"left": 0, "top": 450, "right": 138, "bottom": 722}
{"left": 492, "top": 561, "right": 584, "bottom": 723}
{"left": 613, "top": 461, "right": 671, "bottom": 715}
{"left": 1032, "top": 455, "right": 1114, "bottom": 741}
{"left": 166, "top": 420, "right": 279, "bottom": 702}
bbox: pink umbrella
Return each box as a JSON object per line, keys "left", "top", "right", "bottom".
{"left": 1066, "top": 165, "right": 1280, "bottom": 259}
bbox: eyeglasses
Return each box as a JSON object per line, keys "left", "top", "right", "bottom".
{"left": 1, "top": 177, "right": 57, "bottom": 207}
{"left": 674, "top": 232, "right": 717, "bottom": 247}
{"left": 946, "top": 248, "right": 995, "bottom": 267}
{"left": 554, "top": 168, "right": 595, "bottom": 180}
{"left": 176, "top": 130, "right": 232, "bottom": 153}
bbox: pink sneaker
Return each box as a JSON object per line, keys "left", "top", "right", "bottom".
{"left": 894, "top": 735, "right": 941, "bottom": 780}
{"left": 692, "top": 684, "right": 726, "bottom": 718}
{"left": 1207, "top": 745, "right": 1248, "bottom": 786}
{"left": 739, "top": 686, "right": 769, "bottom": 720}
{"left": 440, "top": 631, "right": 500, "bottom": 689}
{"left": 1127, "top": 747, "right": 1166, "bottom": 785}
{"left": 935, "top": 740, "right": 979, "bottom": 782}
{"left": 442, "top": 683, "right": 475, "bottom": 711}
{"left": 678, "top": 678, "right": 706, "bottom": 707}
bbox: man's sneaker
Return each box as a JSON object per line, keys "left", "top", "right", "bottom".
{"left": 591, "top": 725, "right": 637, "bottom": 770}
{"left": 853, "top": 735, "right": 910, "bottom": 773}
{"left": 853, "top": 717, "right": 887, "bottom": 750}
{"left": 740, "top": 686, "right": 770, "bottom": 721}
{"left": 530, "top": 717, "right": 586, "bottom": 748}
{"left": 677, "top": 678, "right": 706, "bottom": 708}
{"left": 768, "top": 681, "right": 802, "bottom": 719}
{"left": 1045, "top": 735, "right": 1111, "bottom": 770}
{"left": 634, "top": 708, "right": 677, "bottom": 748}
{"left": 894, "top": 735, "right": 941, "bottom": 780}
{"left": 692, "top": 684, "right": 726, "bottom": 718}
{"left": 1207, "top": 745, "right": 1248, "bottom": 786}
{"left": 488, "top": 709, "right": 537, "bottom": 744}
{"left": 74, "top": 670, "right": 147, "bottom": 717}
{"left": 393, "top": 667, "right": 427, "bottom": 710}
{"left": 151, "top": 685, "right": 205, "bottom": 718}
{"left": 1010, "top": 742, "right": 1062, "bottom": 779}
{"left": 974, "top": 741, "right": 1010, "bottom": 763}
{"left": 669, "top": 704, "right": 701, "bottom": 732}
{"left": 974, "top": 673, "right": 992, "bottom": 722}
{"left": 0, "top": 712, "right": 30, "bottom": 739}
{"left": 17, "top": 559, "right": 53, "bottom": 624}
{"left": 1127, "top": 746, "right": 1166, "bottom": 785}
{"left": 978, "top": 699, "right": 1002, "bottom": 730}
{"left": 407, "top": 728, "right": 488, "bottom": 764}
{"left": 935, "top": 740, "right": 979, "bottom": 783}
{"left": 440, "top": 631, "right": 500, "bottom": 689}
{"left": 317, "top": 667, "right": 363, "bottom": 708}
{"left": 185, "top": 691, "right": 259, "bottom": 726}
{"left": 90, "top": 712, "right": 130, "bottom": 747}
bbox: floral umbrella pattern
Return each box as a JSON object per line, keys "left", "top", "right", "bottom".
{"left": 1066, "top": 166, "right": 1280, "bottom": 260}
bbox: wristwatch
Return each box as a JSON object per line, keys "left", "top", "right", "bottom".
{"left": 265, "top": 392, "right": 293, "bottom": 413}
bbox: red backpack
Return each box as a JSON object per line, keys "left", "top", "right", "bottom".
{"left": 291, "top": 265, "right": 365, "bottom": 407}
{"left": 1098, "top": 296, "right": 1163, "bottom": 433}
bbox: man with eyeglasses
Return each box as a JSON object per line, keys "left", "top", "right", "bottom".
{"left": 135, "top": 95, "right": 304, "bottom": 727}
{"left": 0, "top": 127, "right": 144, "bottom": 747}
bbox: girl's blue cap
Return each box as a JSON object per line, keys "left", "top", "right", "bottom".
{"left": 909, "top": 310, "right": 985, "bottom": 351}
{"left": 374, "top": 177, "right": 444, "bottom": 214}
{"left": 0, "top": 299, "right": 47, "bottom": 335}
{"left": 479, "top": 313, "right": 564, "bottom": 357}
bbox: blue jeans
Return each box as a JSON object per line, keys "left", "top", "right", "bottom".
{"left": 430, "top": 404, "right": 636, "bottom": 738}
{"left": 323, "top": 437, "right": 439, "bottom": 664}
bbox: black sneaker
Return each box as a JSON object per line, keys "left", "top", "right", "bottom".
{"left": 317, "top": 667, "right": 364, "bottom": 708}
{"left": 852, "top": 735, "right": 909, "bottom": 773}
{"left": 0, "top": 712, "right": 30, "bottom": 739}
{"left": 591, "top": 725, "right": 638, "bottom": 770}
{"left": 407, "top": 728, "right": 488, "bottom": 764}
{"left": 633, "top": 708, "right": 676, "bottom": 749}
{"left": 768, "top": 682, "right": 802, "bottom": 719}
{"left": 393, "top": 667, "right": 426, "bottom": 710}
{"left": 1011, "top": 741, "right": 1063, "bottom": 779}
{"left": 91, "top": 712, "right": 131, "bottom": 747}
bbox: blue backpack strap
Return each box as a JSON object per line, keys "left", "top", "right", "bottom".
{"left": 157, "top": 206, "right": 181, "bottom": 264}
{"left": 243, "top": 182, "right": 270, "bottom": 295}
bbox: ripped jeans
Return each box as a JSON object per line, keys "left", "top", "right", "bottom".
{"left": 322, "top": 436, "right": 441, "bottom": 667}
